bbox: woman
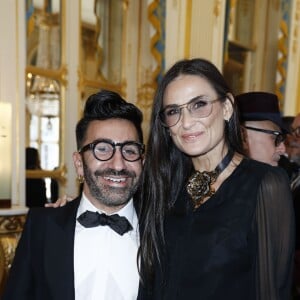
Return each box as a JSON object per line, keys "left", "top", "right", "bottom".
{"left": 137, "top": 58, "right": 295, "bottom": 299}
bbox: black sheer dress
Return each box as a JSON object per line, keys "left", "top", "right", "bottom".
{"left": 138, "top": 158, "right": 295, "bottom": 300}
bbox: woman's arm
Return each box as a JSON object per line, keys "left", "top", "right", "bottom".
{"left": 255, "top": 168, "right": 295, "bottom": 300}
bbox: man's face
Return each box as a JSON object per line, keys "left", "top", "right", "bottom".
{"left": 243, "top": 120, "right": 286, "bottom": 166}
{"left": 289, "top": 114, "right": 300, "bottom": 164}
{"left": 73, "top": 119, "right": 143, "bottom": 213}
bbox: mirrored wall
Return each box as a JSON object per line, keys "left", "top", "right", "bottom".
{"left": 25, "top": 0, "right": 66, "bottom": 203}
{"left": 79, "top": 0, "right": 127, "bottom": 106}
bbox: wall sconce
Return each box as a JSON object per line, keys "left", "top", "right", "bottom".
{"left": 0, "top": 102, "right": 12, "bottom": 208}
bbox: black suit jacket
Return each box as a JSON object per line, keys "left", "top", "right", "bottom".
{"left": 2, "top": 197, "right": 81, "bottom": 300}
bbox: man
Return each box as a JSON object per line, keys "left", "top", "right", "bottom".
{"left": 286, "top": 114, "right": 300, "bottom": 298}
{"left": 236, "top": 92, "right": 299, "bottom": 297}
{"left": 281, "top": 116, "right": 295, "bottom": 158}
{"left": 278, "top": 116, "right": 300, "bottom": 181}
{"left": 287, "top": 114, "right": 300, "bottom": 189}
{"left": 289, "top": 113, "right": 300, "bottom": 166}
{"left": 235, "top": 91, "right": 287, "bottom": 166}
{"left": 3, "top": 90, "right": 145, "bottom": 299}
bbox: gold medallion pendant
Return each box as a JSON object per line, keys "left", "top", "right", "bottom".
{"left": 187, "top": 150, "right": 234, "bottom": 209}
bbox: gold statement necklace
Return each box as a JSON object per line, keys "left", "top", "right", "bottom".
{"left": 186, "top": 150, "right": 234, "bottom": 209}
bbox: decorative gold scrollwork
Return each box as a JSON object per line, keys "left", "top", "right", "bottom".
{"left": 0, "top": 214, "right": 26, "bottom": 295}
{"left": 0, "top": 215, "right": 26, "bottom": 234}
{"left": 26, "top": 164, "right": 67, "bottom": 185}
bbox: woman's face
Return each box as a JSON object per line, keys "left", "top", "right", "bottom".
{"left": 163, "top": 74, "right": 232, "bottom": 157}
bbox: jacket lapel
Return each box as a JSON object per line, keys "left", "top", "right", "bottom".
{"left": 44, "top": 197, "right": 81, "bottom": 299}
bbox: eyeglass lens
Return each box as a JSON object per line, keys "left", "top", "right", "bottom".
{"left": 275, "top": 134, "right": 285, "bottom": 147}
{"left": 160, "top": 97, "right": 216, "bottom": 127}
{"left": 94, "top": 141, "right": 143, "bottom": 162}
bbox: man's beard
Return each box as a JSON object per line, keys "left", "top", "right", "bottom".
{"left": 82, "top": 161, "right": 140, "bottom": 208}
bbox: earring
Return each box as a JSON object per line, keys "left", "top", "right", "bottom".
{"left": 77, "top": 175, "right": 84, "bottom": 184}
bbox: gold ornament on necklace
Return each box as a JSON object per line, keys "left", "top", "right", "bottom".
{"left": 187, "top": 170, "right": 219, "bottom": 209}
{"left": 186, "top": 150, "right": 234, "bottom": 209}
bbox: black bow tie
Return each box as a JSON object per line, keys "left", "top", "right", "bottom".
{"left": 77, "top": 210, "right": 133, "bottom": 236}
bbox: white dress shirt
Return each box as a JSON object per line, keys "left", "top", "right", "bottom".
{"left": 74, "top": 193, "right": 140, "bottom": 300}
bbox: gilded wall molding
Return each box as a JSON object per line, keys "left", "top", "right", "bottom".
{"left": 0, "top": 214, "right": 27, "bottom": 294}
{"left": 213, "top": 0, "right": 222, "bottom": 17}
{"left": 278, "top": 0, "right": 300, "bottom": 114}
{"left": 292, "top": 0, "right": 300, "bottom": 113}
{"left": 188, "top": 0, "right": 226, "bottom": 69}
{"left": 78, "top": 0, "right": 128, "bottom": 101}
{"left": 25, "top": 0, "right": 68, "bottom": 195}
{"left": 135, "top": 0, "right": 165, "bottom": 139}
{"left": 147, "top": 0, "right": 163, "bottom": 83}
{"left": 276, "top": 18, "right": 288, "bottom": 108}
{"left": 275, "top": 0, "right": 291, "bottom": 109}
{"left": 26, "top": 65, "right": 68, "bottom": 87}
{"left": 26, "top": 164, "right": 67, "bottom": 185}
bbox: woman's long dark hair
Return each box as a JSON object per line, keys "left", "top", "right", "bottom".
{"left": 138, "top": 58, "right": 244, "bottom": 283}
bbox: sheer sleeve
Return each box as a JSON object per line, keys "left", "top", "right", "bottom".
{"left": 255, "top": 167, "right": 295, "bottom": 300}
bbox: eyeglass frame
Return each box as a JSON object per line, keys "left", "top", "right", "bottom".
{"left": 78, "top": 138, "right": 145, "bottom": 162}
{"left": 244, "top": 126, "right": 286, "bottom": 147}
{"left": 158, "top": 95, "right": 226, "bottom": 128}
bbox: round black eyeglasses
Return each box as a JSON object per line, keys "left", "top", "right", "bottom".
{"left": 244, "top": 126, "right": 286, "bottom": 147}
{"left": 78, "top": 139, "right": 145, "bottom": 162}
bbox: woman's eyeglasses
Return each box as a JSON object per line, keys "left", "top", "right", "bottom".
{"left": 159, "top": 95, "right": 225, "bottom": 128}
{"left": 244, "top": 126, "right": 286, "bottom": 147}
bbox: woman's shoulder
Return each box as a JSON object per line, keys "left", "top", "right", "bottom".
{"left": 240, "top": 157, "right": 287, "bottom": 177}
{"left": 231, "top": 158, "right": 290, "bottom": 193}
{"left": 240, "top": 158, "right": 291, "bottom": 198}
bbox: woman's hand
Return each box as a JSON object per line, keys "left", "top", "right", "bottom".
{"left": 45, "top": 195, "right": 75, "bottom": 208}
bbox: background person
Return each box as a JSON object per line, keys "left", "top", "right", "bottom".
{"left": 283, "top": 113, "right": 300, "bottom": 299}
{"left": 235, "top": 92, "right": 287, "bottom": 167}
{"left": 25, "top": 147, "right": 47, "bottom": 207}
{"left": 289, "top": 113, "right": 300, "bottom": 167}
{"left": 236, "top": 93, "right": 300, "bottom": 299}
{"left": 279, "top": 116, "right": 299, "bottom": 181}
{"left": 4, "top": 90, "right": 145, "bottom": 300}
